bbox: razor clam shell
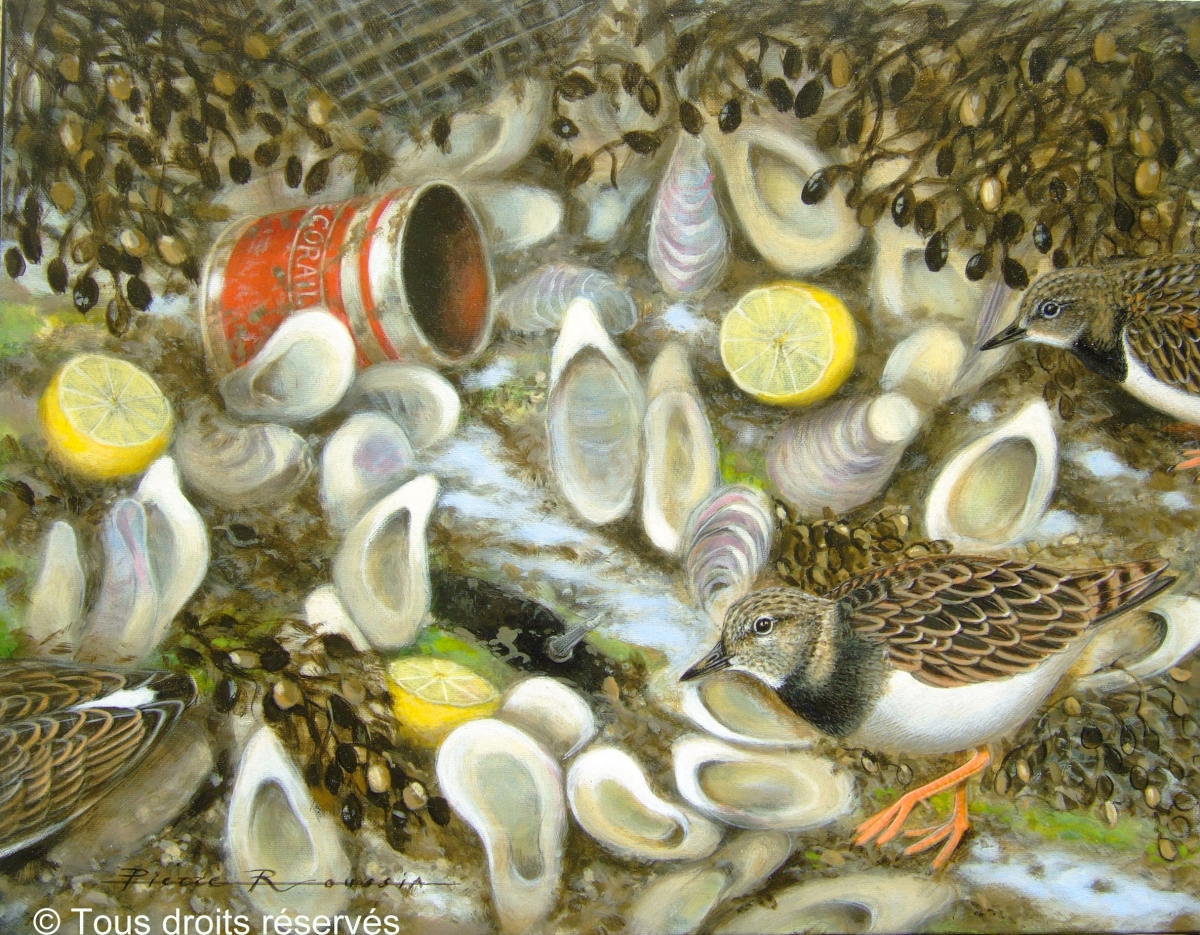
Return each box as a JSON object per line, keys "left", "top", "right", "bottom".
{"left": 681, "top": 485, "right": 776, "bottom": 623}
{"left": 672, "top": 735, "right": 855, "bottom": 832}
{"left": 319, "top": 412, "right": 417, "bottom": 532}
{"left": 332, "top": 473, "right": 438, "bottom": 650}
{"left": 924, "top": 399, "right": 1058, "bottom": 548}
{"left": 340, "top": 362, "right": 461, "bottom": 450}
{"left": 767, "top": 394, "right": 922, "bottom": 518}
{"left": 23, "top": 520, "right": 86, "bottom": 651}
{"left": 75, "top": 499, "right": 159, "bottom": 665}
{"left": 495, "top": 264, "right": 638, "bottom": 334}
{"left": 175, "top": 405, "right": 313, "bottom": 510}
{"left": 566, "top": 745, "right": 723, "bottom": 862}
{"left": 642, "top": 344, "right": 720, "bottom": 554}
{"left": 648, "top": 133, "right": 730, "bottom": 297}
{"left": 547, "top": 299, "right": 645, "bottom": 525}
{"left": 226, "top": 727, "right": 351, "bottom": 917}
{"left": 218, "top": 310, "right": 357, "bottom": 425}
{"left": 437, "top": 719, "right": 566, "bottom": 935}
{"left": 135, "top": 457, "right": 209, "bottom": 653}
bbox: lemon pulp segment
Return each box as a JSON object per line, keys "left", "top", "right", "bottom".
{"left": 719, "top": 283, "right": 857, "bottom": 407}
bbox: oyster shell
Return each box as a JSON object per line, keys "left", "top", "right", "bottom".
{"left": 473, "top": 183, "right": 564, "bottom": 253}
{"left": 437, "top": 719, "right": 565, "bottom": 935}
{"left": 648, "top": 133, "right": 730, "bottom": 297}
{"left": 226, "top": 727, "right": 351, "bottom": 917}
{"left": 924, "top": 399, "right": 1058, "bottom": 547}
{"left": 319, "top": 412, "right": 416, "bottom": 532}
{"left": 494, "top": 264, "right": 639, "bottom": 335}
{"left": 218, "top": 310, "right": 357, "bottom": 425}
{"left": 332, "top": 473, "right": 439, "bottom": 650}
{"left": 135, "top": 457, "right": 209, "bottom": 654}
{"left": 672, "top": 735, "right": 855, "bottom": 832}
{"left": 303, "top": 585, "right": 371, "bottom": 652}
{"left": 642, "top": 344, "right": 720, "bottom": 554}
{"left": 767, "top": 394, "right": 922, "bottom": 518}
{"left": 341, "top": 363, "right": 461, "bottom": 451}
{"left": 566, "top": 745, "right": 722, "bottom": 862}
{"left": 547, "top": 299, "right": 645, "bottom": 525}
{"left": 75, "top": 499, "right": 158, "bottom": 665}
{"left": 175, "top": 404, "right": 313, "bottom": 509}
{"left": 679, "top": 670, "right": 819, "bottom": 748}
{"left": 705, "top": 113, "right": 861, "bottom": 275}
{"left": 681, "top": 485, "right": 777, "bottom": 624}
{"left": 23, "top": 520, "right": 85, "bottom": 651}
{"left": 1075, "top": 595, "right": 1200, "bottom": 694}
{"left": 712, "top": 870, "right": 956, "bottom": 934}
{"left": 872, "top": 221, "right": 987, "bottom": 323}
{"left": 626, "top": 831, "right": 793, "bottom": 935}
{"left": 498, "top": 676, "right": 597, "bottom": 760}
{"left": 880, "top": 325, "right": 966, "bottom": 411}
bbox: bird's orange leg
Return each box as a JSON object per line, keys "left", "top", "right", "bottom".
{"left": 1161, "top": 424, "right": 1200, "bottom": 471}
{"left": 854, "top": 749, "right": 990, "bottom": 864}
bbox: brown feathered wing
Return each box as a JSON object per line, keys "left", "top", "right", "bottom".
{"left": 828, "top": 556, "right": 1172, "bottom": 689}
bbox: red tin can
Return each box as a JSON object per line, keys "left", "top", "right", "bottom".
{"left": 199, "top": 181, "right": 493, "bottom": 375}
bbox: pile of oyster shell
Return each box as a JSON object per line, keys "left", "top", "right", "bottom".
{"left": 17, "top": 37, "right": 1200, "bottom": 934}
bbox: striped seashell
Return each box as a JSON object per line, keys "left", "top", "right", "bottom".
{"left": 682, "top": 485, "right": 777, "bottom": 624}
{"left": 767, "top": 394, "right": 922, "bottom": 519}
{"left": 495, "top": 264, "right": 638, "bottom": 334}
{"left": 648, "top": 134, "right": 730, "bottom": 297}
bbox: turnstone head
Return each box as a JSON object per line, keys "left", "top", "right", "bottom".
{"left": 981, "top": 254, "right": 1200, "bottom": 424}
{"left": 0, "top": 660, "right": 196, "bottom": 862}
{"left": 682, "top": 554, "right": 1174, "bottom": 867}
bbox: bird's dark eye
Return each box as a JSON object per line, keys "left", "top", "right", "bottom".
{"left": 1039, "top": 300, "right": 1062, "bottom": 319}
{"left": 752, "top": 615, "right": 775, "bottom": 636}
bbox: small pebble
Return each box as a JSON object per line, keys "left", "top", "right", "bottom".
{"left": 1064, "top": 697, "right": 1082, "bottom": 717}
{"left": 1017, "top": 758, "right": 1031, "bottom": 783}
{"left": 272, "top": 681, "right": 302, "bottom": 710}
{"left": 228, "top": 649, "right": 260, "bottom": 670}
{"left": 819, "top": 849, "right": 845, "bottom": 867}
{"left": 1158, "top": 838, "right": 1177, "bottom": 861}
{"left": 1094, "top": 31, "right": 1116, "bottom": 63}
{"left": 403, "top": 782, "right": 428, "bottom": 811}
{"left": 367, "top": 763, "right": 391, "bottom": 794}
{"left": 341, "top": 677, "right": 367, "bottom": 705}
{"left": 1104, "top": 801, "right": 1119, "bottom": 827}
{"left": 1173, "top": 693, "right": 1189, "bottom": 717}
{"left": 1170, "top": 667, "right": 1191, "bottom": 683}
{"left": 1146, "top": 786, "right": 1161, "bottom": 808}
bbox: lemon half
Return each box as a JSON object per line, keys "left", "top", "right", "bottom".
{"left": 387, "top": 656, "right": 500, "bottom": 747}
{"left": 719, "top": 283, "right": 857, "bottom": 407}
{"left": 39, "top": 354, "right": 173, "bottom": 480}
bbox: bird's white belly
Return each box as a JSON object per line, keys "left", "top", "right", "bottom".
{"left": 848, "top": 649, "right": 1079, "bottom": 756}
{"left": 1122, "top": 335, "right": 1200, "bottom": 423}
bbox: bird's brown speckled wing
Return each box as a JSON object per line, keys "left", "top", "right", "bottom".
{"left": 0, "top": 661, "right": 194, "bottom": 860}
{"left": 827, "top": 556, "right": 1171, "bottom": 688}
{"left": 1119, "top": 256, "right": 1200, "bottom": 393}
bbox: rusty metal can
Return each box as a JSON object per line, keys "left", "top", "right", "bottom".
{"left": 199, "top": 181, "right": 493, "bottom": 375}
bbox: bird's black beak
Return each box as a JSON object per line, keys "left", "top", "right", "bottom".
{"left": 681, "top": 643, "right": 731, "bottom": 681}
{"left": 979, "top": 322, "right": 1028, "bottom": 351}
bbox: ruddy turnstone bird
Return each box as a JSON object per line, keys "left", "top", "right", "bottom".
{"left": 681, "top": 555, "right": 1173, "bottom": 868}
{"left": 979, "top": 255, "right": 1200, "bottom": 465}
{"left": 0, "top": 660, "right": 195, "bottom": 861}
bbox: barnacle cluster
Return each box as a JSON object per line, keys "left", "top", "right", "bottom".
{"left": 1, "top": 0, "right": 396, "bottom": 334}
{"left": 176, "top": 608, "right": 454, "bottom": 850}
{"left": 990, "top": 671, "right": 1200, "bottom": 862}
{"left": 772, "top": 503, "right": 953, "bottom": 594}
{"left": 541, "top": 0, "right": 1200, "bottom": 280}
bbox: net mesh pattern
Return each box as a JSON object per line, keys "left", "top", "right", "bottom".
{"left": 260, "top": 0, "right": 603, "bottom": 118}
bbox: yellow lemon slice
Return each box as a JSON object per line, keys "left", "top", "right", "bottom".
{"left": 39, "top": 353, "right": 174, "bottom": 480}
{"left": 387, "top": 656, "right": 500, "bottom": 747}
{"left": 720, "top": 282, "right": 857, "bottom": 407}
